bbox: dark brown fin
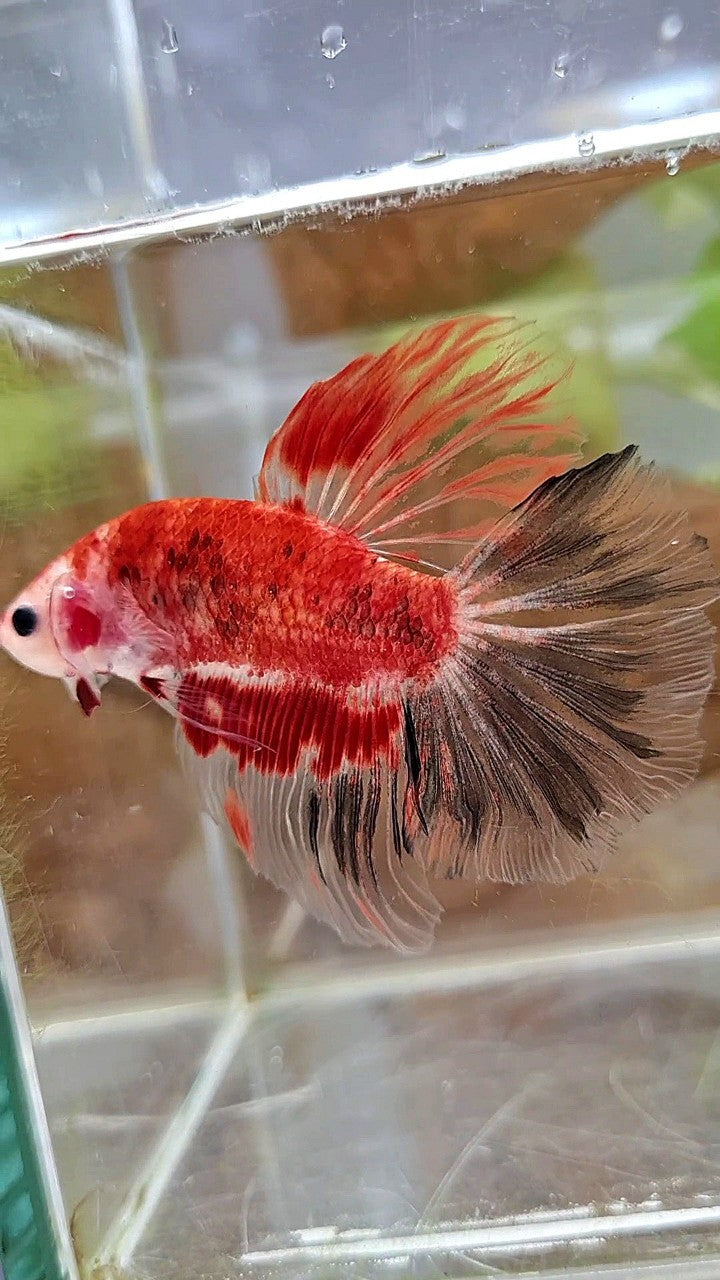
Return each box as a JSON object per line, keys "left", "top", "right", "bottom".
{"left": 412, "top": 447, "right": 718, "bottom": 884}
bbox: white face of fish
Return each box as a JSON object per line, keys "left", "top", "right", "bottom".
{"left": 0, "top": 555, "right": 73, "bottom": 680}
{"left": 1, "top": 546, "right": 177, "bottom": 718}
{"left": 0, "top": 554, "right": 117, "bottom": 715}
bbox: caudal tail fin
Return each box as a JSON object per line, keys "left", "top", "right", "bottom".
{"left": 409, "top": 446, "right": 718, "bottom": 886}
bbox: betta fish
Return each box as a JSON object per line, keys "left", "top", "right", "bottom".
{"left": 1, "top": 317, "right": 717, "bottom": 951}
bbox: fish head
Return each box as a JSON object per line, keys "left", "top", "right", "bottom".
{"left": 1, "top": 552, "right": 74, "bottom": 679}
{"left": 0, "top": 541, "right": 171, "bottom": 717}
{"left": 0, "top": 551, "right": 111, "bottom": 714}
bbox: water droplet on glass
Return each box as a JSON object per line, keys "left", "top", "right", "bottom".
{"left": 659, "top": 12, "right": 683, "bottom": 42}
{"left": 84, "top": 166, "right": 105, "bottom": 199}
{"left": 444, "top": 102, "right": 466, "bottom": 131}
{"left": 666, "top": 150, "right": 681, "bottom": 176}
{"left": 161, "top": 19, "right": 179, "bottom": 53}
{"left": 148, "top": 167, "right": 171, "bottom": 200}
{"left": 553, "top": 53, "right": 569, "bottom": 78}
{"left": 320, "top": 24, "right": 347, "bottom": 59}
{"left": 577, "top": 132, "right": 595, "bottom": 158}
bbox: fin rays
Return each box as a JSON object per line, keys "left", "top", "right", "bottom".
{"left": 407, "top": 447, "right": 718, "bottom": 886}
{"left": 258, "top": 317, "right": 583, "bottom": 563}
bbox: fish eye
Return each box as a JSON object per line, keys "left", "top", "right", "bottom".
{"left": 11, "top": 606, "right": 38, "bottom": 637}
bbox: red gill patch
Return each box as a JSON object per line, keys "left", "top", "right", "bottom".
{"left": 66, "top": 604, "right": 102, "bottom": 652}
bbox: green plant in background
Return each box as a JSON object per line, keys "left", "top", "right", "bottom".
{"left": 374, "top": 158, "right": 720, "bottom": 481}
{"left": 0, "top": 339, "right": 101, "bottom": 516}
{"left": 654, "top": 167, "right": 720, "bottom": 456}
{"left": 370, "top": 250, "right": 620, "bottom": 464}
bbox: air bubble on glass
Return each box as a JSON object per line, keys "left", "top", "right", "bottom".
{"left": 320, "top": 24, "right": 347, "bottom": 60}
{"left": 659, "top": 12, "right": 683, "bottom": 42}
{"left": 445, "top": 102, "right": 467, "bottom": 130}
{"left": 161, "top": 19, "right": 179, "bottom": 53}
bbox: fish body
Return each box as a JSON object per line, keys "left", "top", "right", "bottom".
{"left": 1, "top": 317, "right": 717, "bottom": 950}
{"left": 73, "top": 498, "right": 457, "bottom": 685}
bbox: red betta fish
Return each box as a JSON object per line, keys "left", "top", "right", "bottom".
{"left": 1, "top": 318, "right": 717, "bottom": 950}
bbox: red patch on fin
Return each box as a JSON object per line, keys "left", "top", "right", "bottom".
{"left": 178, "top": 672, "right": 401, "bottom": 781}
{"left": 224, "top": 790, "right": 255, "bottom": 864}
{"left": 258, "top": 317, "right": 583, "bottom": 546}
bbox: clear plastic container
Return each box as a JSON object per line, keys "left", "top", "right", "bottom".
{"left": 1, "top": 3, "right": 720, "bottom": 1278}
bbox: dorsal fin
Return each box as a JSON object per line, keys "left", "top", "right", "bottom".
{"left": 257, "top": 317, "right": 583, "bottom": 564}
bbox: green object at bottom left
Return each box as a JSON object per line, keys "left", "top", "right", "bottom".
{"left": 0, "top": 948, "right": 71, "bottom": 1280}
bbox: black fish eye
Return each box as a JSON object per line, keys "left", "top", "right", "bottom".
{"left": 11, "top": 606, "right": 38, "bottom": 637}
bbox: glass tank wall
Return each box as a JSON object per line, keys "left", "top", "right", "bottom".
{"left": 1, "top": 2, "right": 720, "bottom": 1279}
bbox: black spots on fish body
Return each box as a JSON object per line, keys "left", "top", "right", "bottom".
{"left": 338, "top": 583, "right": 375, "bottom": 638}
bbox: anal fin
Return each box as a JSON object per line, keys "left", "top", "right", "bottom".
{"left": 170, "top": 667, "right": 441, "bottom": 951}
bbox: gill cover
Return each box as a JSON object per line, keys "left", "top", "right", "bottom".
{"left": 49, "top": 573, "right": 106, "bottom": 716}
